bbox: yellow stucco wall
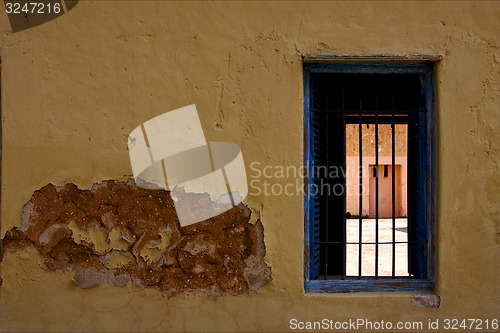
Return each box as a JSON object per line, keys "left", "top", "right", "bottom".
{"left": 0, "top": 1, "right": 499, "bottom": 331}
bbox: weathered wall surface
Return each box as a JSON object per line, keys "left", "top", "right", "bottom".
{"left": 0, "top": 1, "right": 499, "bottom": 331}
{"left": 2, "top": 181, "right": 272, "bottom": 296}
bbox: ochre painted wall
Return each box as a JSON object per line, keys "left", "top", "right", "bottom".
{"left": 0, "top": 1, "right": 499, "bottom": 331}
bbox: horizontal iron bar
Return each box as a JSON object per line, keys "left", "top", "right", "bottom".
{"left": 310, "top": 241, "right": 425, "bottom": 245}
{"left": 344, "top": 116, "right": 410, "bottom": 125}
{"left": 311, "top": 109, "right": 426, "bottom": 114}
{"left": 319, "top": 275, "right": 411, "bottom": 280}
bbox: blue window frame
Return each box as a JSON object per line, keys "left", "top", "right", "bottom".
{"left": 303, "top": 58, "right": 437, "bottom": 293}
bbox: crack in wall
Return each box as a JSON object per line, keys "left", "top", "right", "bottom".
{"left": 1, "top": 180, "right": 271, "bottom": 297}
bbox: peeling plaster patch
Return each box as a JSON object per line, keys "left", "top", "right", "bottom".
{"left": 68, "top": 220, "right": 110, "bottom": 255}
{"left": 104, "top": 251, "right": 132, "bottom": 269}
{"left": 73, "top": 266, "right": 130, "bottom": 289}
{"left": 139, "top": 232, "right": 171, "bottom": 265}
{"left": 39, "top": 224, "right": 68, "bottom": 245}
{"left": 411, "top": 294, "right": 441, "bottom": 308}
{"left": 2, "top": 180, "right": 271, "bottom": 297}
{"left": 107, "top": 228, "right": 132, "bottom": 251}
{"left": 19, "top": 201, "right": 35, "bottom": 232}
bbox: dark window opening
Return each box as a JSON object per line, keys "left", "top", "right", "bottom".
{"left": 305, "top": 62, "right": 436, "bottom": 292}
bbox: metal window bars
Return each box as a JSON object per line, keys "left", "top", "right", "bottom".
{"left": 310, "top": 84, "right": 426, "bottom": 280}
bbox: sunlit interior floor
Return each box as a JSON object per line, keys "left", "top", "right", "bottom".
{"left": 346, "top": 218, "right": 408, "bottom": 277}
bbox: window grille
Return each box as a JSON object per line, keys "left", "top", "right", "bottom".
{"left": 304, "top": 61, "right": 437, "bottom": 292}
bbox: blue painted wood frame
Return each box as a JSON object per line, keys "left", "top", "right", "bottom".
{"left": 303, "top": 60, "right": 437, "bottom": 293}
{"left": 0, "top": 72, "right": 2, "bottom": 287}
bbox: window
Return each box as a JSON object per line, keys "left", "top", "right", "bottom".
{"left": 304, "top": 58, "right": 437, "bottom": 292}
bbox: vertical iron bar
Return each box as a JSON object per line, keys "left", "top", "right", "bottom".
{"left": 392, "top": 89, "right": 396, "bottom": 278}
{"left": 358, "top": 93, "right": 363, "bottom": 279}
{"left": 341, "top": 89, "right": 346, "bottom": 280}
{"left": 375, "top": 98, "right": 379, "bottom": 279}
{"left": 324, "top": 95, "right": 329, "bottom": 280}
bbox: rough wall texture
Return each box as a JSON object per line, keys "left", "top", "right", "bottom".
{"left": 2, "top": 180, "right": 271, "bottom": 297}
{"left": 0, "top": 1, "right": 499, "bottom": 332}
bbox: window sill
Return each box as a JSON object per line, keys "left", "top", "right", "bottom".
{"left": 304, "top": 279, "right": 433, "bottom": 293}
